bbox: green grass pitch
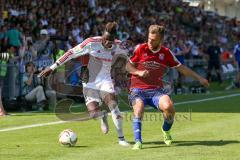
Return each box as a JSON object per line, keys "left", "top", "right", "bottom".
{"left": 0, "top": 89, "right": 240, "bottom": 160}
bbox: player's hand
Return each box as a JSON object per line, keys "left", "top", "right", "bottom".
{"left": 136, "top": 70, "right": 149, "bottom": 78}
{"left": 199, "top": 77, "right": 209, "bottom": 88}
{"left": 39, "top": 67, "right": 53, "bottom": 78}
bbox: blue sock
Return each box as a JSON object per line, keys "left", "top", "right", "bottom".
{"left": 133, "top": 117, "right": 142, "bottom": 143}
{"left": 162, "top": 117, "right": 174, "bottom": 131}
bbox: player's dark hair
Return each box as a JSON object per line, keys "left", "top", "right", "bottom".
{"left": 148, "top": 25, "right": 165, "bottom": 37}
{"left": 104, "top": 22, "right": 118, "bottom": 36}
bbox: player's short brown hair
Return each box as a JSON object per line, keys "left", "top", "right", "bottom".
{"left": 148, "top": 25, "right": 165, "bottom": 37}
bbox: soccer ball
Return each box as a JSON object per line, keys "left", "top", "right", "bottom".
{"left": 59, "top": 129, "right": 78, "bottom": 147}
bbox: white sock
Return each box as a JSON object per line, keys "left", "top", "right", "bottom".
{"left": 111, "top": 106, "right": 124, "bottom": 140}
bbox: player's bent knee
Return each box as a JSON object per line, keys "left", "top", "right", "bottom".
{"left": 107, "top": 100, "right": 118, "bottom": 111}
{"left": 132, "top": 98, "right": 144, "bottom": 106}
{"left": 159, "top": 95, "right": 174, "bottom": 111}
{"left": 159, "top": 101, "right": 174, "bottom": 112}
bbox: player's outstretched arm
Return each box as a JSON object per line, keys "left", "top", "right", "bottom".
{"left": 126, "top": 61, "right": 149, "bottom": 78}
{"left": 38, "top": 49, "right": 76, "bottom": 78}
{"left": 39, "top": 38, "right": 92, "bottom": 78}
{"left": 176, "top": 64, "right": 209, "bottom": 87}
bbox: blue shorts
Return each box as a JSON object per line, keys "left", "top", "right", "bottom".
{"left": 128, "top": 88, "right": 169, "bottom": 109}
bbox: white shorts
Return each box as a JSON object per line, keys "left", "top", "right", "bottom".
{"left": 83, "top": 81, "right": 115, "bottom": 105}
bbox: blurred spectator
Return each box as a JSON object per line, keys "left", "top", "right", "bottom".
{"left": 0, "top": 25, "right": 8, "bottom": 52}
{"left": 52, "top": 43, "right": 66, "bottom": 84}
{"left": 0, "top": 52, "right": 9, "bottom": 116}
{"left": 186, "top": 40, "right": 202, "bottom": 59}
{"left": 22, "top": 62, "right": 46, "bottom": 111}
{"left": 5, "top": 46, "right": 18, "bottom": 100}
{"left": 206, "top": 39, "right": 222, "bottom": 84}
{"left": 172, "top": 40, "right": 190, "bottom": 89}
{"left": 22, "top": 62, "right": 56, "bottom": 111}
{"left": 69, "top": 59, "right": 82, "bottom": 86}
{"left": 4, "top": 22, "right": 23, "bottom": 53}
{"left": 88, "top": 0, "right": 96, "bottom": 9}
{"left": 19, "top": 36, "right": 38, "bottom": 96}
{"left": 19, "top": 36, "right": 37, "bottom": 62}
{"left": 221, "top": 49, "right": 233, "bottom": 64}
{"left": 233, "top": 36, "right": 240, "bottom": 88}
{"left": 33, "top": 29, "right": 54, "bottom": 57}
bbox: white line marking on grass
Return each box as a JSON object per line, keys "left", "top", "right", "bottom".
{"left": 0, "top": 93, "right": 240, "bottom": 133}
{"left": 174, "top": 93, "right": 240, "bottom": 106}
{"left": 0, "top": 121, "right": 67, "bottom": 132}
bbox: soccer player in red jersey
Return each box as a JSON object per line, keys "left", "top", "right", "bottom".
{"left": 126, "top": 25, "right": 209, "bottom": 149}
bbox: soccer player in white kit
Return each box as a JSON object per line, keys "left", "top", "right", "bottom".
{"left": 40, "top": 22, "right": 130, "bottom": 146}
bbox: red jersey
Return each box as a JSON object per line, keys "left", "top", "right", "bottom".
{"left": 129, "top": 43, "right": 181, "bottom": 89}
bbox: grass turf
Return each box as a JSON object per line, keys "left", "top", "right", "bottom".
{"left": 0, "top": 90, "right": 240, "bottom": 160}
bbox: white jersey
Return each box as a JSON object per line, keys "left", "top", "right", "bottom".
{"left": 50, "top": 36, "right": 129, "bottom": 92}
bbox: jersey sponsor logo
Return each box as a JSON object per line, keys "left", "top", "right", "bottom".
{"left": 95, "top": 56, "right": 112, "bottom": 62}
{"left": 59, "top": 50, "right": 73, "bottom": 63}
{"left": 142, "top": 61, "right": 161, "bottom": 69}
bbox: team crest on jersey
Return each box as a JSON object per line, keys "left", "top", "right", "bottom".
{"left": 97, "top": 50, "right": 101, "bottom": 53}
{"left": 159, "top": 53, "right": 165, "bottom": 60}
{"left": 144, "top": 53, "right": 147, "bottom": 57}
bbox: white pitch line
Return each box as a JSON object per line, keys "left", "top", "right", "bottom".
{"left": 174, "top": 93, "right": 240, "bottom": 106}
{"left": 0, "top": 121, "right": 67, "bottom": 132}
{"left": 0, "top": 93, "right": 240, "bottom": 133}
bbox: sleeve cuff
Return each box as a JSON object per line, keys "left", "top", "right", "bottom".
{"left": 50, "top": 63, "right": 58, "bottom": 70}
{"left": 171, "top": 63, "right": 182, "bottom": 68}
